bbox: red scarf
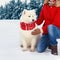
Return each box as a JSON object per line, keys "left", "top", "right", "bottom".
{"left": 20, "top": 22, "right": 36, "bottom": 30}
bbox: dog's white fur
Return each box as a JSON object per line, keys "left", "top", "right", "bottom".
{"left": 20, "top": 9, "right": 42, "bottom": 51}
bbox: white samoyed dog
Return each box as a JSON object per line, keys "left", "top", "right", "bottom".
{"left": 20, "top": 9, "right": 43, "bottom": 52}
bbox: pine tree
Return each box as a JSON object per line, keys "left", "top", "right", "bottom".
{"left": 0, "top": 6, "right": 5, "bottom": 19}
{"left": 0, "top": 0, "right": 44, "bottom": 19}
{"left": 11, "top": 0, "right": 23, "bottom": 19}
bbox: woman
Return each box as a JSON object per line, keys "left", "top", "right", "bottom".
{"left": 31, "top": 0, "right": 60, "bottom": 55}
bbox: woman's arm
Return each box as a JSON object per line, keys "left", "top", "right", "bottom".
{"left": 31, "top": 7, "right": 44, "bottom": 35}
{"left": 35, "top": 6, "right": 44, "bottom": 25}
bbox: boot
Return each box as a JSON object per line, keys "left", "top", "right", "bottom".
{"left": 48, "top": 44, "right": 51, "bottom": 49}
{"left": 51, "top": 45, "right": 58, "bottom": 55}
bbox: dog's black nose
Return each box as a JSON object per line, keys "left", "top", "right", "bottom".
{"left": 32, "top": 19, "right": 34, "bottom": 21}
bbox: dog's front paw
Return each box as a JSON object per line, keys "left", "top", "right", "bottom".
{"left": 22, "top": 48, "right": 27, "bottom": 51}
{"left": 30, "top": 48, "right": 35, "bottom": 52}
{"left": 20, "top": 44, "right": 23, "bottom": 48}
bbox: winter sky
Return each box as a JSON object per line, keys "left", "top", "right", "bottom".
{"left": 0, "top": 0, "right": 30, "bottom": 7}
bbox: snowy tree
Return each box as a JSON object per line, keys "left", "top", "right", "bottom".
{"left": 0, "top": 0, "right": 44, "bottom": 20}
{"left": 0, "top": 6, "right": 5, "bottom": 19}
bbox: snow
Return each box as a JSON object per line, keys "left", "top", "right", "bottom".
{"left": 0, "top": 0, "right": 12, "bottom": 7}
{"left": 0, "top": 0, "right": 30, "bottom": 7}
{"left": 0, "top": 20, "right": 60, "bottom": 60}
{"left": 21, "top": 0, "right": 30, "bottom": 4}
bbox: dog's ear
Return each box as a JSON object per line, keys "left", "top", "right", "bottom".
{"left": 22, "top": 9, "right": 28, "bottom": 15}
{"left": 32, "top": 9, "right": 36, "bottom": 13}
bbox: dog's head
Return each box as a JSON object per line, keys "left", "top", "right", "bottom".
{"left": 20, "top": 9, "right": 37, "bottom": 23}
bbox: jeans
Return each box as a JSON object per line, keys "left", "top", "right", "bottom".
{"left": 37, "top": 24, "right": 60, "bottom": 52}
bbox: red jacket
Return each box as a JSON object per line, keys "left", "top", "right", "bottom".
{"left": 35, "top": 4, "right": 60, "bottom": 34}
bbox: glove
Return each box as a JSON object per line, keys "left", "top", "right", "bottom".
{"left": 31, "top": 28, "right": 41, "bottom": 35}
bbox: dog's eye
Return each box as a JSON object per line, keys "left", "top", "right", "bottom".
{"left": 28, "top": 16, "right": 31, "bottom": 17}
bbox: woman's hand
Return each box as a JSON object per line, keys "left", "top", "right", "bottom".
{"left": 31, "top": 28, "right": 41, "bottom": 35}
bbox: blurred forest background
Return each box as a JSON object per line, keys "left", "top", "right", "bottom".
{"left": 0, "top": 0, "right": 44, "bottom": 19}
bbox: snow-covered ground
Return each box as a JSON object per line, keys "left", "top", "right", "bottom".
{"left": 0, "top": 20, "right": 60, "bottom": 60}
